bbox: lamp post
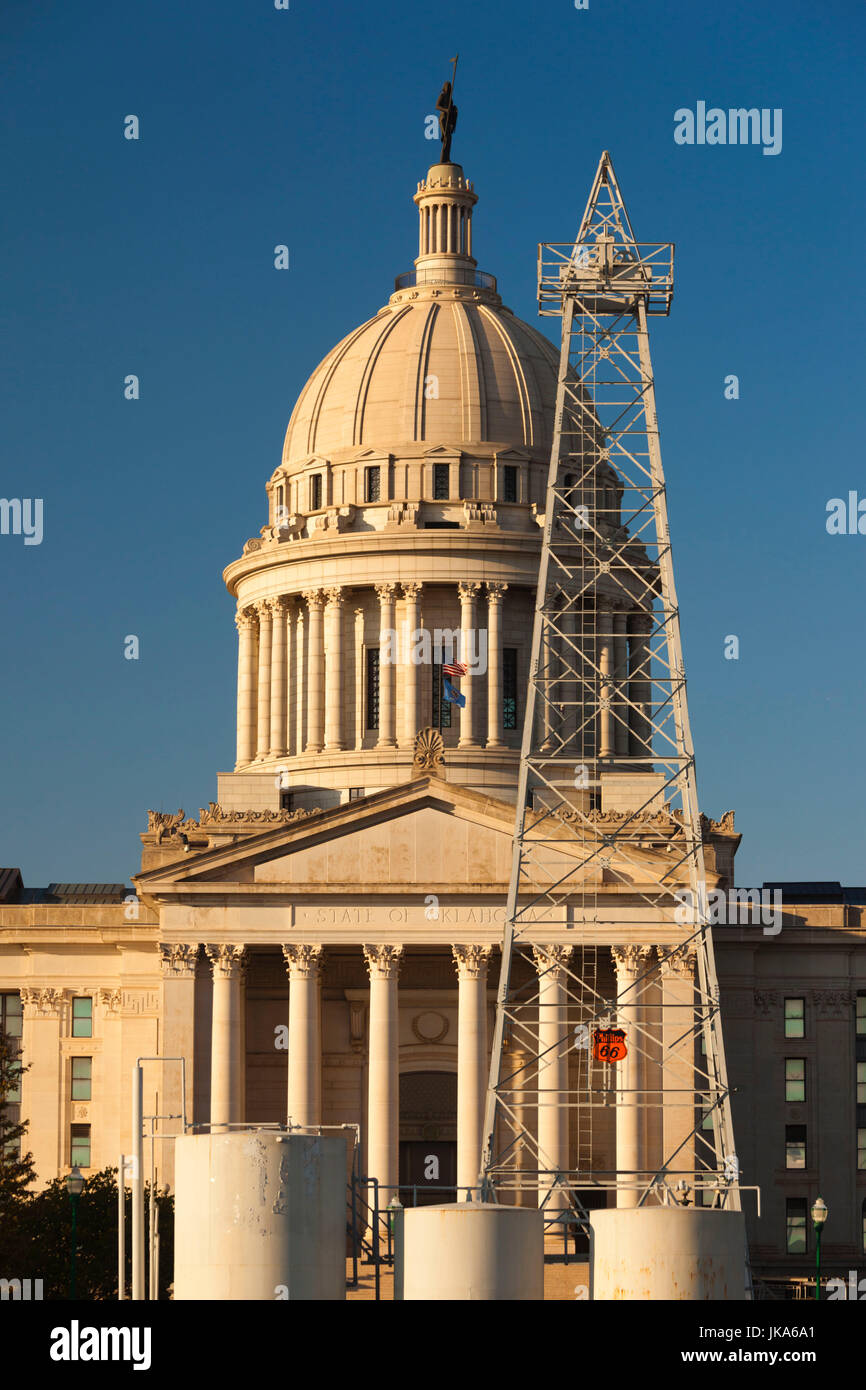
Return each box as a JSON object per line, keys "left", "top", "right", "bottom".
{"left": 811, "top": 1196, "right": 828, "bottom": 1301}
{"left": 66, "top": 1166, "right": 85, "bottom": 1300}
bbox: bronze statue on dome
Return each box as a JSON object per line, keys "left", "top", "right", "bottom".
{"left": 436, "top": 65, "right": 458, "bottom": 163}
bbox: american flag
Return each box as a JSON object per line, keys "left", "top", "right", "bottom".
{"left": 443, "top": 661, "right": 468, "bottom": 678}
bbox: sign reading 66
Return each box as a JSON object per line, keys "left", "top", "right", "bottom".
{"left": 592, "top": 1027, "right": 628, "bottom": 1063}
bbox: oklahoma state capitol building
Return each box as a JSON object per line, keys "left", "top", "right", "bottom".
{"left": 2, "top": 155, "right": 865, "bottom": 1287}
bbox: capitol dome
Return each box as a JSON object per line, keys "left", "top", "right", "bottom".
{"left": 220, "top": 158, "right": 618, "bottom": 815}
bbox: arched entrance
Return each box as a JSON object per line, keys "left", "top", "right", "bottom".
{"left": 399, "top": 1070, "right": 457, "bottom": 1206}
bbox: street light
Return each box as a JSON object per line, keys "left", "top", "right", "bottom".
{"left": 66, "top": 1166, "right": 85, "bottom": 1300}
{"left": 811, "top": 1196, "right": 828, "bottom": 1301}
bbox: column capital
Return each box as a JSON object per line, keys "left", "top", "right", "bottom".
{"left": 235, "top": 605, "right": 257, "bottom": 633}
{"left": 204, "top": 943, "right": 248, "bottom": 979}
{"left": 532, "top": 944, "right": 574, "bottom": 979}
{"left": 611, "top": 944, "right": 653, "bottom": 980}
{"left": 282, "top": 943, "right": 324, "bottom": 979}
{"left": 375, "top": 582, "right": 398, "bottom": 603}
{"left": 363, "top": 944, "right": 404, "bottom": 981}
{"left": 266, "top": 594, "right": 289, "bottom": 616}
{"left": 629, "top": 610, "right": 654, "bottom": 636}
{"left": 20, "top": 986, "right": 65, "bottom": 1018}
{"left": 485, "top": 582, "right": 508, "bottom": 600}
{"left": 302, "top": 588, "right": 325, "bottom": 610}
{"left": 324, "top": 585, "right": 346, "bottom": 607}
{"left": 657, "top": 944, "right": 696, "bottom": 978}
{"left": 458, "top": 581, "right": 481, "bottom": 603}
{"left": 452, "top": 943, "right": 493, "bottom": 979}
{"left": 401, "top": 581, "right": 423, "bottom": 600}
{"left": 253, "top": 599, "right": 273, "bottom": 621}
{"left": 159, "top": 943, "right": 199, "bottom": 978}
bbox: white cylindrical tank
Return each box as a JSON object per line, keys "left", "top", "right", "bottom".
{"left": 590, "top": 1207, "right": 747, "bottom": 1300}
{"left": 173, "top": 1130, "right": 346, "bottom": 1300}
{"left": 401, "top": 1203, "right": 543, "bottom": 1300}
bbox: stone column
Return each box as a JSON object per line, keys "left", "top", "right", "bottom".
{"left": 598, "top": 600, "right": 614, "bottom": 759}
{"left": 614, "top": 609, "right": 629, "bottom": 756}
{"left": 282, "top": 945, "right": 323, "bottom": 1127}
{"left": 205, "top": 945, "right": 247, "bottom": 1132}
{"left": 452, "top": 945, "right": 493, "bottom": 1194}
{"left": 159, "top": 945, "right": 198, "bottom": 1177}
{"left": 254, "top": 602, "right": 272, "bottom": 760}
{"left": 354, "top": 606, "right": 365, "bottom": 749}
{"left": 533, "top": 946, "right": 573, "bottom": 1225}
{"left": 559, "top": 600, "right": 579, "bottom": 751}
{"left": 400, "top": 583, "right": 423, "bottom": 747}
{"left": 628, "top": 612, "right": 653, "bottom": 757}
{"left": 376, "top": 583, "right": 397, "bottom": 748}
{"left": 457, "top": 582, "right": 481, "bottom": 748}
{"left": 324, "top": 586, "right": 345, "bottom": 752}
{"left": 303, "top": 589, "right": 325, "bottom": 753}
{"left": 485, "top": 583, "right": 507, "bottom": 748}
{"left": 658, "top": 945, "right": 697, "bottom": 1186}
{"left": 235, "top": 606, "right": 258, "bottom": 766}
{"left": 268, "top": 597, "right": 288, "bottom": 758}
{"left": 363, "top": 944, "right": 404, "bottom": 1203}
{"left": 294, "top": 603, "right": 306, "bottom": 755}
{"left": 612, "top": 944, "right": 652, "bottom": 1208}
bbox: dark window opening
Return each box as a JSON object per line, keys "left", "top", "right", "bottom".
{"left": 785, "top": 1124, "right": 807, "bottom": 1170}
{"left": 786, "top": 1198, "right": 807, "bottom": 1254}
{"left": 365, "top": 466, "right": 381, "bottom": 503}
{"left": 424, "top": 521, "right": 460, "bottom": 530}
{"left": 71, "top": 1124, "right": 91, "bottom": 1169}
{"left": 279, "top": 790, "right": 294, "bottom": 812}
{"left": 432, "top": 664, "right": 452, "bottom": 729}
{"left": 503, "top": 466, "right": 518, "bottom": 503}
{"left": 349, "top": 788, "right": 364, "bottom": 802}
{"left": 502, "top": 647, "right": 518, "bottom": 730}
{"left": 366, "top": 649, "right": 380, "bottom": 730}
{"left": 310, "top": 474, "right": 322, "bottom": 511}
{"left": 433, "top": 463, "right": 450, "bottom": 500}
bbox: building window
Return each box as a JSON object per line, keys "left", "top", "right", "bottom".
{"left": 424, "top": 521, "right": 460, "bottom": 529}
{"left": 786, "top": 1198, "right": 807, "bottom": 1254}
{"left": 503, "top": 466, "right": 517, "bottom": 503}
{"left": 72, "top": 997, "right": 92, "bottom": 1038}
{"left": 348, "top": 788, "right": 364, "bottom": 802}
{"left": 785, "top": 1124, "right": 806, "bottom": 1169}
{"left": 71, "top": 1057, "right": 92, "bottom": 1102}
{"left": 279, "top": 791, "right": 294, "bottom": 812}
{"left": 502, "top": 648, "right": 518, "bottom": 730}
{"left": 433, "top": 463, "right": 450, "bottom": 500}
{"left": 70, "top": 1124, "right": 91, "bottom": 1169}
{"left": 366, "top": 649, "right": 380, "bottom": 731}
{"left": 857, "top": 993, "right": 866, "bottom": 1036}
{"left": 784, "top": 997, "right": 805, "bottom": 1039}
{"left": 365, "top": 466, "right": 381, "bottom": 503}
{"left": 432, "top": 664, "right": 452, "bottom": 729}
{"left": 785, "top": 1058, "right": 806, "bottom": 1103}
{"left": 862, "top": 1199, "right": 866, "bottom": 1254}
{"left": 858, "top": 1062, "right": 866, "bottom": 1105}
{"left": 858, "top": 1128, "right": 866, "bottom": 1171}
{"left": 0, "top": 992, "right": 22, "bottom": 1040}
{"left": 310, "top": 474, "right": 322, "bottom": 511}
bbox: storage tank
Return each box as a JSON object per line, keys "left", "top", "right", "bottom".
{"left": 590, "top": 1207, "right": 747, "bottom": 1300}
{"left": 173, "top": 1130, "right": 346, "bottom": 1300}
{"left": 401, "top": 1203, "right": 544, "bottom": 1300}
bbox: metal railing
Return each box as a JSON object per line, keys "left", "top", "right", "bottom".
{"left": 394, "top": 268, "right": 497, "bottom": 291}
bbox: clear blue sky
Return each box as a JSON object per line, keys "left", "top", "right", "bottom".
{"left": 2, "top": 0, "right": 863, "bottom": 887}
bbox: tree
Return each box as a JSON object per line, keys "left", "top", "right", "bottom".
{"left": 0, "top": 1027, "right": 35, "bottom": 1210}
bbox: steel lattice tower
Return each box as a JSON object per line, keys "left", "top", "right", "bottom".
{"left": 480, "top": 152, "right": 740, "bottom": 1224}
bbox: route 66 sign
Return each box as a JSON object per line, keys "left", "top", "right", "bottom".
{"left": 592, "top": 1027, "right": 627, "bottom": 1063}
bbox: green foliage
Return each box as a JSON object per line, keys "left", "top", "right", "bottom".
{"left": 0, "top": 1166, "right": 174, "bottom": 1300}
{"left": 0, "top": 1029, "right": 36, "bottom": 1208}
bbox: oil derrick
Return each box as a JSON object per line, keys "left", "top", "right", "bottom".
{"left": 480, "top": 152, "right": 740, "bottom": 1229}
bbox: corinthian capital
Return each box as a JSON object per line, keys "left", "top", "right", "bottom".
{"left": 657, "top": 944, "right": 696, "bottom": 979}
{"left": 282, "top": 944, "right": 324, "bottom": 979}
{"left": 302, "top": 588, "right": 325, "bottom": 610}
{"left": 204, "top": 943, "right": 247, "bottom": 979}
{"left": 611, "top": 944, "right": 653, "bottom": 980}
{"left": 452, "top": 944, "right": 493, "bottom": 979}
{"left": 234, "top": 605, "right": 257, "bottom": 633}
{"left": 485, "top": 582, "right": 508, "bottom": 601}
{"left": 363, "top": 944, "right": 404, "bottom": 981}
{"left": 159, "top": 943, "right": 199, "bottom": 978}
{"left": 532, "top": 944, "right": 574, "bottom": 981}
{"left": 375, "top": 583, "right": 397, "bottom": 604}
{"left": 401, "top": 582, "right": 423, "bottom": 601}
{"left": 458, "top": 581, "right": 481, "bottom": 604}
